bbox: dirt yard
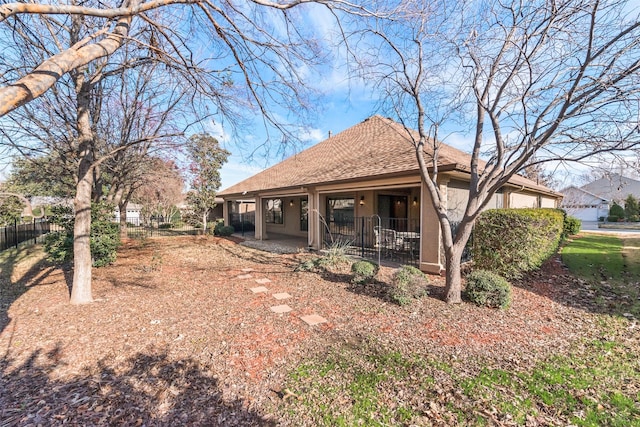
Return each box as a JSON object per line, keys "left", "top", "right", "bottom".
{"left": 0, "top": 236, "right": 630, "bottom": 425}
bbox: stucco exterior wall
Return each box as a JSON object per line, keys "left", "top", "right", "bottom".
{"left": 262, "top": 196, "right": 308, "bottom": 237}
{"left": 509, "top": 192, "right": 539, "bottom": 208}
{"left": 540, "top": 196, "right": 557, "bottom": 208}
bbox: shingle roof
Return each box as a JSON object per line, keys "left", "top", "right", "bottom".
{"left": 219, "top": 115, "right": 559, "bottom": 197}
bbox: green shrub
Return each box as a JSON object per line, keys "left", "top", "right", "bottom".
{"left": 472, "top": 208, "right": 564, "bottom": 279}
{"left": 630, "top": 215, "right": 640, "bottom": 222}
{"left": 214, "top": 225, "right": 235, "bottom": 236}
{"left": 607, "top": 215, "right": 619, "bottom": 222}
{"left": 610, "top": 202, "right": 625, "bottom": 219}
{"left": 624, "top": 195, "right": 639, "bottom": 219}
{"left": 598, "top": 216, "right": 605, "bottom": 222}
{"left": 389, "top": 265, "right": 429, "bottom": 306}
{"left": 351, "top": 260, "right": 379, "bottom": 284}
{"left": 44, "top": 231, "right": 74, "bottom": 263}
{"left": 563, "top": 215, "right": 581, "bottom": 237}
{"left": 464, "top": 270, "right": 512, "bottom": 309}
{"left": 43, "top": 202, "right": 120, "bottom": 267}
{"left": 295, "top": 258, "right": 322, "bottom": 272}
{"left": 90, "top": 212, "right": 120, "bottom": 267}
{"left": 158, "top": 222, "right": 174, "bottom": 229}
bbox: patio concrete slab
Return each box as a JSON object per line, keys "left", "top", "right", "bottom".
{"left": 237, "top": 274, "right": 253, "bottom": 279}
{"left": 255, "top": 278, "right": 272, "bottom": 284}
{"left": 273, "top": 292, "right": 292, "bottom": 300}
{"left": 270, "top": 304, "right": 292, "bottom": 313}
{"left": 300, "top": 314, "right": 327, "bottom": 326}
{"left": 249, "top": 286, "right": 269, "bottom": 294}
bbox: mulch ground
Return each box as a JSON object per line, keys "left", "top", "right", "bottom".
{"left": 0, "top": 236, "right": 619, "bottom": 425}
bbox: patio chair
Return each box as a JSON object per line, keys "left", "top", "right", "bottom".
{"left": 374, "top": 226, "right": 398, "bottom": 256}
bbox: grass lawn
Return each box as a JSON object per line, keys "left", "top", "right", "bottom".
{"left": 1, "top": 236, "right": 639, "bottom": 426}
{"left": 561, "top": 233, "right": 640, "bottom": 319}
{"left": 561, "top": 234, "right": 640, "bottom": 282}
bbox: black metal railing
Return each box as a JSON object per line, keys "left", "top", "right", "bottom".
{"left": 321, "top": 217, "right": 473, "bottom": 267}
{"left": 119, "top": 218, "right": 201, "bottom": 238}
{"left": 322, "top": 216, "right": 421, "bottom": 267}
{"left": 0, "top": 218, "right": 58, "bottom": 252}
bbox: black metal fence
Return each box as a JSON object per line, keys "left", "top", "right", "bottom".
{"left": 323, "top": 216, "right": 421, "bottom": 267}
{"left": 0, "top": 218, "right": 58, "bottom": 252}
{"left": 119, "top": 218, "right": 202, "bottom": 238}
{"left": 230, "top": 211, "right": 256, "bottom": 235}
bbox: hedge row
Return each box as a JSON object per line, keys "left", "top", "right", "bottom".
{"left": 472, "top": 208, "right": 564, "bottom": 279}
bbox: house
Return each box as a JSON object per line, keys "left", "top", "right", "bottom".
{"left": 560, "top": 173, "right": 640, "bottom": 221}
{"left": 114, "top": 203, "right": 143, "bottom": 224}
{"left": 218, "top": 116, "right": 562, "bottom": 274}
{"left": 559, "top": 186, "right": 610, "bottom": 221}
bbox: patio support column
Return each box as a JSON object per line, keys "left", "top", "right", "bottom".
{"left": 222, "top": 200, "right": 230, "bottom": 226}
{"left": 307, "top": 189, "right": 320, "bottom": 250}
{"left": 254, "top": 196, "right": 267, "bottom": 240}
{"left": 419, "top": 178, "right": 448, "bottom": 274}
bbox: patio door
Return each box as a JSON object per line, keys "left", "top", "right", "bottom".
{"left": 378, "top": 195, "right": 408, "bottom": 231}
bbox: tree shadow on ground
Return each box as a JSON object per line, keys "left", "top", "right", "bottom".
{"left": 513, "top": 254, "right": 640, "bottom": 321}
{"left": 0, "top": 245, "right": 72, "bottom": 335}
{"left": 217, "top": 243, "right": 299, "bottom": 272}
{"left": 0, "top": 345, "right": 275, "bottom": 426}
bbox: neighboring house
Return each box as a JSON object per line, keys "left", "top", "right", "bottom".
{"left": 219, "top": 116, "right": 562, "bottom": 274}
{"left": 560, "top": 173, "right": 640, "bottom": 221}
{"left": 559, "top": 186, "right": 610, "bottom": 222}
{"left": 580, "top": 173, "right": 640, "bottom": 205}
{"left": 114, "top": 203, "right": 143, "bottom": 224}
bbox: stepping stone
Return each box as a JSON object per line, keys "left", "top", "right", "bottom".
{"left": 241, "top": 268, "right": 254, "bottom": 272}
{"left": 300, "top": 314, "right": 327, "bottom": 326}
{"left": 255, "top": 278, "right": 272, "bottom": 284}
{"left": 250, "top": 286, "right": 269, "bottom": 294}
{"left": 270, "top": 304, "right": 292, "bottom": 314}
{"left": 273, "top": 292, "right": 291, "bottom": 300}
{"left": 237, "top": 274, "right": 253, "bottom": 279}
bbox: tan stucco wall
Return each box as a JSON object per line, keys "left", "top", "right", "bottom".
{"left": 419, "top": 180, "right": 444, "bottom": 274}
{"left": 265, "top": 196, "right": 307, "bottom": 237}
{"left": 509, "top": 192, "right": 539, "bottom": 208}
{"left": 540, "top": 196, "right": 557, "bottom": 208}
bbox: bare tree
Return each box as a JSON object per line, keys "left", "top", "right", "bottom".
{"left": 131, "top": 158, "right": 185, "bottom": 225}
{"left": 356, "top": 0, "right": 640, "bottom": 302}
{"left": 0, "top": 0, "right": 365, "bottom": 304}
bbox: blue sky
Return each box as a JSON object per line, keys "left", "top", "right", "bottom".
{"left": 210, "top": 0, "right": 640, "bottom": 193}
{"left": 3, "top": 1, "right": 640, "bottom": 191}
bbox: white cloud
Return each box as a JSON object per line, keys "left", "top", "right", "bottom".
{"left": 299, "top": 127, "right": 325, "bottom": 143}
{"left": 219, "top": 159, "right": 265, "bottom": 190}
{"left": 206, "top": 120, "right": 229, "bottom": 143}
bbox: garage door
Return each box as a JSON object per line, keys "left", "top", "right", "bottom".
{"left": 567, "top": 207, "right": 600, "bottom": 221}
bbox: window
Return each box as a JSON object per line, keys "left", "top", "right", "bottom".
{"left": 300, "top": 198, "right": 308, "bottom": 231}
{"left": 265, "top": 199, "right": 283, "bottom": 224}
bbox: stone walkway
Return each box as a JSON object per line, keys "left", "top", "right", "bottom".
{"left": 237, "top": 268, "right": 328, "bottom": 326}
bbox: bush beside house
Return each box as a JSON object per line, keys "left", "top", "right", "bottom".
{"left": 472, "top": 208, "right": 564, "bottom": 279}
{"left": 464, "top": 270, "right": 512, "bottom": 309}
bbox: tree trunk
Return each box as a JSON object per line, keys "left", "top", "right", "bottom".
{"left": 70, "top": 65, "right": 94, "bottom": 304}
{"left": 70, "top": 155, "right": 94, "bottom": 304}
{"left": 119, "top": 200, "right": 128, "bottom": 240}
{"left": 202, "top": 209, "right": 208, "bottom": 235}
{"left": 442, "top": 219, "right": 474, "bottom": 304}
{"left": 444, "top": 244, "right": 463, "bottom": 304}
